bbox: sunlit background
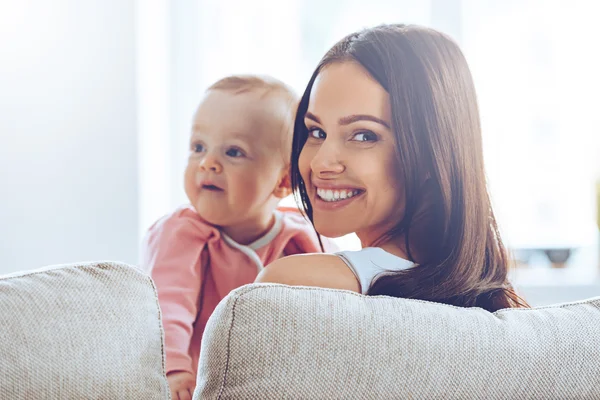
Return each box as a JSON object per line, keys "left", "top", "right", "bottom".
{"left": 1, "top": 0, "right": 598, "bottom": 306}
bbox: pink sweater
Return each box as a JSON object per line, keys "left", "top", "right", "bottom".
{"left": 141, "top": 205, "right": 328, "bottom": 376}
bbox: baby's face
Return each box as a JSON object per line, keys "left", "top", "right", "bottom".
{"left": 185, "top": 90, "right": 290, "bottom": 228}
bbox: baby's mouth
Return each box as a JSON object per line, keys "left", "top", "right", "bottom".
{"left": 202, "top": 184, "right": 223, "bottom": 192}
{"left": 195, "top": 175, "right": 224, "bottom": 192}
{"left": 316, "top": 188, "right": 362, "bottom": 202}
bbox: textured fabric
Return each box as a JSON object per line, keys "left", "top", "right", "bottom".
{"left": 0, "top": 262, "right": 170, "bottom": 399}
{"left": 336, "top": 247, "right": 414, "bottom": 294}
{"left": 141, "top": 204, "right": 334, "bottom": 376}
{"left": 195, "top": 283, "right": 600, "bottom": 399}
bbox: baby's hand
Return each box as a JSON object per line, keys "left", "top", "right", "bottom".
{"left": 167, "top": 371, "right": 196, "bottom": 400}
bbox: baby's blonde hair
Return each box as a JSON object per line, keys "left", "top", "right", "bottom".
{"left": 208, "top": 75, "right": 298, "bottom": 160}
{"left": 208, "top": 74, "right": 294, "bottom": 97}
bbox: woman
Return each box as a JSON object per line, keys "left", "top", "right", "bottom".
{"left": 256, "top": 24, "right": 528, "bottom": 312}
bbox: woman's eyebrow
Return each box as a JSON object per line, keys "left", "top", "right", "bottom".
{"left": 304, "top": 112, "right": 390, "bottom": 129}
{"left": 339, "top": 114, "right": 391, "bottom": 129}
{"left": 305, "top": 112, "right": 321, "bottom": 124}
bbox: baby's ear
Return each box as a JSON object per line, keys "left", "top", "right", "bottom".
{"left": 273, "top": 170, "right": 292, "bottom": 199}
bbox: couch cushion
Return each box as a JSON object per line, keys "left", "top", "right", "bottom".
{"left": 195, "top": 283, "right": 600, "bottom": 399}
{"left": 0, "top": 262, "right": 169, "bottom": 399}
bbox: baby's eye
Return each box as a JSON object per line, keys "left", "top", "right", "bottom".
{"left": 308, "top": 128, "right": 326, "bottom": 140}
{"left": 352, "top": 131, "right": 378, "bottom": 142}
{"left": 192, "top": 143, "right": 205, "bottom": 153}
{"left": 226, "top": 147, "right": 245, "bottom": 158}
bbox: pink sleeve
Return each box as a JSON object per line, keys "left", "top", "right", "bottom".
{"left": 140, "top": 209, "right": 207, "bottom": 375}
{"left": 276, "top": 207, "right": 340, "bottom": 256}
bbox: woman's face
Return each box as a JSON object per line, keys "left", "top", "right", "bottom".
{"left": 299, "top": 61, "right": 405, "bottom": 245}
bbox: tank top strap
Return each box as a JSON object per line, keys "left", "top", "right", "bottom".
{"left": 336, "top": 247, "right": 413, "bottom": 294}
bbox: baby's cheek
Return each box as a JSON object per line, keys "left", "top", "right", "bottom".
{"left": 232, "top": 172, "right": 258, "bottom": 197}
{"left": 183, "top": 165, "right": 194, "bottom": 185}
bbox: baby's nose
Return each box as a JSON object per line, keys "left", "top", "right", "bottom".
{"left": 199, "top": 154, "right": 223, "bottom": 173}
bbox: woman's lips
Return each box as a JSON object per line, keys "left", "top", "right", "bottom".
{"left": 316, "top": 187, "right": 361, "bottom": 201}
{"left": 313, "top": 187, "right": 365, "bottom": 210}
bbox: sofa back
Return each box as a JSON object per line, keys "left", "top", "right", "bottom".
{"left": 0, "top": 262, "right": 169, "bottom": 399}
{"left": 195, "top": 283, "right": 600, "bottom": 399}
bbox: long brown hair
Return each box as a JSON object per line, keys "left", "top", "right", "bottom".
{"left": 290, "top": 24, "right": 528, "bottom": 312}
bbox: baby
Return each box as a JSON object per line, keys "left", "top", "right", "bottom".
{"left": 141, "top": 75, "right": 330, "bottom": 399}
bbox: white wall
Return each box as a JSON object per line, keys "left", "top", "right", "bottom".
{"left": 0, "top": 1, "right": 138, "bottom": 273}
{"left": 136, "top": 0, "right": 205, "bottom": 236}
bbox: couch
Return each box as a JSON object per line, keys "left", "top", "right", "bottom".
{"left": 194, "top": 283, "right": 600, "bottom": 399}
{"left": 1, "top": 262, "right": 599, "bottom": 399}
{"left": 0, "top": 262, "right": 170, "bottom": 399}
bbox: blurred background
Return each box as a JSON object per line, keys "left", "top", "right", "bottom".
{"left": 1, "top": 0, "right": 598, "bottom": 306}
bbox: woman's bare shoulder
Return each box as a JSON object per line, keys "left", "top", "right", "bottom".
{"left": 255, "top": 253, "right": 360, "bottom": 293}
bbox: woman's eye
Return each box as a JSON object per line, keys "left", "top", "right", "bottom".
{"left": 226, "top": 148, "right": 244, "bottom": 158}
{"left": 193, "top": 143, "right": 204, "bottom": 153}
{"left": 352, "top": 131, "right": 378, "bottom": 142}
{"left": 308, "top": 128, "right": 326, "bottom": 139}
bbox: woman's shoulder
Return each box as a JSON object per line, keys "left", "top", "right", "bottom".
{"left": 255, "top": 253, "right": 361, "bottom": 293}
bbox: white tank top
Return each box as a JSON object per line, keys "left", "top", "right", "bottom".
{"left": 336, "top": 247, "right": 414, "bottom": 294}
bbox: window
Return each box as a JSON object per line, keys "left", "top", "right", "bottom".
{"left": 136, "top": 1, "right": 600, "bottom": 300}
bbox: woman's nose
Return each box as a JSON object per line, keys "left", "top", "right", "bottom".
{"left": 310, "top": 140, "right": 345, "bottom": 176}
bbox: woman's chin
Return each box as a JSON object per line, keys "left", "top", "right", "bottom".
{"left": 313, "top": 222, "right": 353, "bottom": 239}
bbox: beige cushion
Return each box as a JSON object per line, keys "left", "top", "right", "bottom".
{"left": 0, "top": 262, "right": 170, "bottom": 399}
{"left": 195, "top": 283, "right": 600, "bottom": 399}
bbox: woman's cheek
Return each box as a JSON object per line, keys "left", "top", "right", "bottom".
{"left": 298, "top": 147, "right": 313, "bottom": 181}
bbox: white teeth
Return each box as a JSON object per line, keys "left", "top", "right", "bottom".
{"left": 316, "top": 188, "right": 360, "bottom": 202}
